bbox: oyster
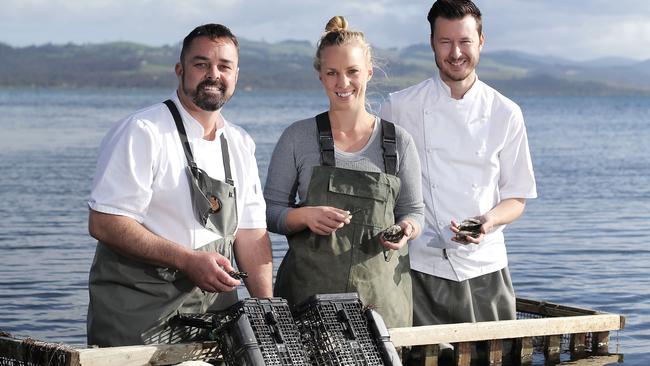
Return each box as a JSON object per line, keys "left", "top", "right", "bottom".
{"left": 381, "top": 224, "right": 404, "bottom": 243}
{"left": 228, "top": 271, "right": 248, "bottom": 280}
{"left": 455, "top": 218, "right": 483, "bottom": 240}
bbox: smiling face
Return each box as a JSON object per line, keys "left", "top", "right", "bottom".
{"left": 318, "top": 43, "right": 373, "bottom": 112}
{"left": 175, "top": 36, "right": 239, "bottom": 112}
{"left": 431, "top": 15, "right": 484, "bottom": 85}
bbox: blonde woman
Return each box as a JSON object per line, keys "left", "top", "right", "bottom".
{"left": 264, "top": 16, "right": 423, "bottom": 328}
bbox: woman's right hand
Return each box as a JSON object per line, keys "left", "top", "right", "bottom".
{"left": 289, "top": 206, "right": 351, "bottom": 235}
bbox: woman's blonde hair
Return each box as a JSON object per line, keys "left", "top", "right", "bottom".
{"left": 313, "top": 16, "right": 373, "bottom": 71}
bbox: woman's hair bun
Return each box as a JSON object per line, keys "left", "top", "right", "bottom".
{"left": 325, "top": 16, "right": 348, "bottom": 33}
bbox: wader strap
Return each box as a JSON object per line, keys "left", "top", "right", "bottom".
{"left": 381, "top": 119, "right": 397, "bottom": 176}
{"left": 315, "top": 112, "right": 335, "bottom": 167}
{"left": 164, "top": 99, "right": 233, "bottom": 183}
{"left": 315, "top": 112, "right": 398, "bottom": 175}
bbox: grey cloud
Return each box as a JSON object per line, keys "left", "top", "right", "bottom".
{"left": 1, "top": 0, "right": 649, "bottom": 60}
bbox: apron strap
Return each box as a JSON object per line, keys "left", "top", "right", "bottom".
{"left": 315, "top": 111, "right": 398, "bottom": 175}
{"left": 381, "top": 119, "right": 397, "bottom": 176}
{"left": 164, "top": 99, "right": 233, "bottom": 183}
{"left": 315, "top": 112, "right": 335, "bottom": 167}
{"left": 164, "top": 99, "right": 195, "bottom": 168}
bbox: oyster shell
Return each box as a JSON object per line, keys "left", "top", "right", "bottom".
{"left": 381, "top": 224, "right": 404, "bottom": 243}
{"left": 228, "top": 271, "right": 248, "bottom": 280}
{"left": 455, "top": 218, "right": 482, "bottom": 240}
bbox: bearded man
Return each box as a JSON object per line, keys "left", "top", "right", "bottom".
{"left": 86, "top": 24, "right": 272, "bottom": 347}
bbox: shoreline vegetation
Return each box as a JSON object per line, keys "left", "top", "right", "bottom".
{"left": 1, "top": 39, "right": 649, "bottom": 96}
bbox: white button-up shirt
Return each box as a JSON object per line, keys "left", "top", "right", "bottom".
{"left": 88, "top": 92, "right": 267, "bottom": 250}
{"left": 380, "top": 75, "right": 537, "bottom": 281}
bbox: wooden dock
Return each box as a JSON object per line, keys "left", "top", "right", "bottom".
{"left": 0, "top": 298, "right": 625, "bottom": 366}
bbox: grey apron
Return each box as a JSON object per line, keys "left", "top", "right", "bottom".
{"left": 87, "top": 100, "right": 238, "bottom": 346}
{"left": 274, "top": 112, "right": 412, "bottom": 328}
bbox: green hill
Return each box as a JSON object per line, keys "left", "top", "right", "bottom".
{"left": 1, "top": 39, "right": 648, "bottom": 96}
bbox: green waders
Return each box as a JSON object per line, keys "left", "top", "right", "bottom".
{"left": 274, "top": 112, "right": 412, "bottom": 328}
{"left": 87, "top": 100, "right": 239, "bottom": 346}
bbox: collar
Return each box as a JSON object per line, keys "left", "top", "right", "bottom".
{"left": 434, "top": 72, "right": 482, "bottom": 102}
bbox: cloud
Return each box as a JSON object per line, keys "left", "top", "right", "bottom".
{"left": 478, "top": 0, "right": 650, "bottom": 60}
{"left": 1, "top": 0, "right": 649, "bottom": 61}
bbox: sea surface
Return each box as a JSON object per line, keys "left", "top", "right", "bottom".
{"left": 0, "top": 88, "right": 648, "bottom": 365}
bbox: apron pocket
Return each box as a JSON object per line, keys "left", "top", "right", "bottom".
{"left": 328, "top": 171, "right": 390, "bottom": 202}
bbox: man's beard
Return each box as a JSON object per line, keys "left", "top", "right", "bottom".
{"left": 184, "top": 78, "right": 229, "bottom": 111}
{"left": 435, "top": 54, "right": 478, "bottom": 83}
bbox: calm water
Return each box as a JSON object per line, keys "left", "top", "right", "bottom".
{"left": 0, "top": 88, "right": 648, "bottom": 364}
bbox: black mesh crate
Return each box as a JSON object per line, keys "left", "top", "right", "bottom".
{"left": 216, "top": 297, "right": 310, "bottom": 366}
{"left": 293, "top": 293, "right": 400, "bottom": 366}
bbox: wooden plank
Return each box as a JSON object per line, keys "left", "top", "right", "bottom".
{"left": 422, "top": 344, "right": 439, "bottom": 366}
{"left": 454, "top": 342, "right": 471, "bottom": 366}
{"left": 487, "top": 339, "right": 502, "bottom": 365}
{"left": 544, "top": 335, "right": 562, "bottom": 364}
{"left": 591, "top": 332, "right": 610, "bottom": 355}
{"left": 76, "top": 342, "right": 220, "bottom": 366}
{"left": 570, "top": 333, "right": 587, "bottom": 358}
{"left": 515, "top": 337, "right": 534, "bottom": 365}
{"left": 516, "top": 298, "right": 599, "bottom": 317}
{"left": 557, "top": 354, "right": 623, "bottom": 365}
{"left": 389, "top": 314, "right": 623, "bottom": 347}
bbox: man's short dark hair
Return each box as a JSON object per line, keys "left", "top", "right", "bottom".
{"left": 180, "top": 24, "right": 239, "bottom": 63}
{"left": 427, "top": 0, "right": 482, "bottom": 37}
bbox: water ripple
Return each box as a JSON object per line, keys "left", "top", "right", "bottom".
{"left": 1, "top": 90, "right": 649, "bottom": 364}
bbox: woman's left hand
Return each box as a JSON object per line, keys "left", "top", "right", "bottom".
{"left": 380, "top": 220, "right": 414, "bottom": 250}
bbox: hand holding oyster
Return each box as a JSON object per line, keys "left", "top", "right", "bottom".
{"left": 454, "top": 217, "right": 483, "bottom": 242}
{"left": 381, "top": 224, "right": 405, "bottom": 243}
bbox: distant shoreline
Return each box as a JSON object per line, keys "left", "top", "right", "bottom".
{"left": 1, "top": 40, "right": 649, "bottom": 96}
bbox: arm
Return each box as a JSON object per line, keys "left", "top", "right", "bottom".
{"left": 451, "top": 198, "right": 526, "bottom": 244}
{"left": 88, "top": 209, "right": 240, "bottom": 292}
{"left": 233, "top": 228, "right": 273, "bottom": 298}
{"left": 452, "top": 106, "right": 535, "bottom": 244}
{"left": 382, "top": 126, "right": 425, "bottom": 250}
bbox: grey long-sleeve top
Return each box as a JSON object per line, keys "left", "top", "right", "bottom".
{"left": 264, "top": 116, "right": 424, "bottom": 235}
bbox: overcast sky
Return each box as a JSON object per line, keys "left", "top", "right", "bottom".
{"left": 2, "top": 0, "right": 650, "bottom": 61}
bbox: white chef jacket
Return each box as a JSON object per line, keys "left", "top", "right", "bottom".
{"left": 380, "top": 75, "right": 537, "bottom": 281}
{"left": 88, "top": 92, "right": 267, "bottom": 250}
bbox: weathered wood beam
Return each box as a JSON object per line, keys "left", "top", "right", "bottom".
{"left": 543, "top": 335, "right": 562, "bottom": 364}
{"left": 389, "top": 314, "right": 623, "bottom": 347}
{"left": 570, "top": 332, "right": 588, "bottom": 359}
{"left": 487, "top": 339, "right": 503, "bottom": 365}
{"left": 454, "top": 342, "right": 471, "bottom": 366}
{"left": 76, "top": 342, "right": 220, "bottom": 366}
{"left": 591, "top": 331, "right": 610, "bottom": 355}
{"left": 512, "top": 337, "right": 533, "bottom": 365}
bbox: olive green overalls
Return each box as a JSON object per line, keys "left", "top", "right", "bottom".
{"left": 274, "top": 112, "right": 412, "bottom": 328}
{"left": 87, "top": 100, "right": 239, "bottom": 346}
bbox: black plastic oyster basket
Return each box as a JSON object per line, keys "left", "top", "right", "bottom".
{"left": 216, "top": 297, "right": 310, "bottom": 365}
{"left": 165, "top": 297, "right": 309, "bottom": 365}
{"left": 293, "top": 293, "right": 399, "bottom": 366}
